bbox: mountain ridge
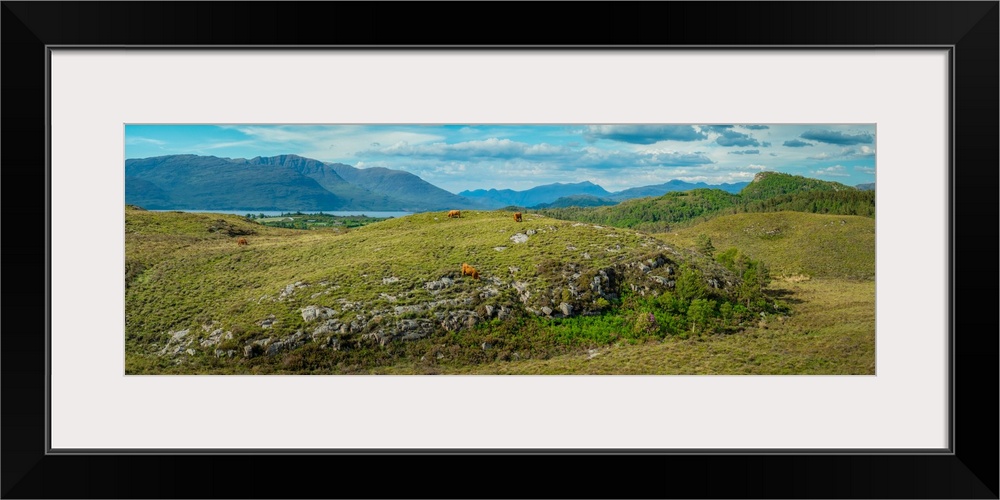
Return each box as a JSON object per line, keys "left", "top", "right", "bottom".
{"left": 125, "top": 154, "right": 855, "bottom": 213}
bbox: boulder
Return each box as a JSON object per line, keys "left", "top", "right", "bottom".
{"left": 510, "top": 233, "right": 529, "bottom": 244}
{"left": 559, "top": 302, "right": 573, "bottom": 317}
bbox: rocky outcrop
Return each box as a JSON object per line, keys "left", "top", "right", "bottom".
{"left": 153, "top": 249, "right": 743, "bottom": 363}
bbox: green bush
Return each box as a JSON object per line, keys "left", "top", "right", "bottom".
{"left": 687, "top": 298, "right": 717, "bottom": 334}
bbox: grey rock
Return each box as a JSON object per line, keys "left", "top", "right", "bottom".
{"left": 301, "top": 305, "right": 336, "bottom": 323}
{"left": 649, "top": 275, "right": 670, "bottom": 286}
{"left": 395, "top": 304, "right": 424, "bottom": 315}
{"left": 285, "top": 331, "right": 306, "bottom": 347}
{"left": 497, "top": 306, "right": 511, "bottom": 320}
{"left": 258, "top": 315, "right": 276, "bottom": 328}
{"left": 510, "top": 233, "right": 529, "bottom": 244}
{"left": 559, "top": 302, "right": 573, "bottom": 316}
{"left": 526, "top": 229, "right": 537, "bottom": 236}
{"left": 266, "top": 342, "right": 285, "bottom": 356}
{"left": 425, "top": 277, "right": 455, "bottom": 291}
{"left": 312, "top": 319, "right": 342, "bottom": 336}
{"left": 541, "top": 306, "right": 553, "bottom": 316}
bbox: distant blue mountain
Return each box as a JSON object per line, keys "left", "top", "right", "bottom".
{"left": 609, "top": 180, "right": 749, "bottom": 200}
{"left": 531, "top": 194, "right": 619, "bottom": 209}
{"left": 125, "top": 154, "right": 487, "bottom": 211}
{"left": 461, "top": 179, "right": 750, "bottom": 208}
{"left": 125, "top": 153, "right": 755, "bottom": 212}
{"left": 459, "top": 181, "right": 612, "bottom": 209}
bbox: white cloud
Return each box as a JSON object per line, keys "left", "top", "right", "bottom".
{"left": 808, "top": 146, "right": 876, "bottom": 160}
{"left": 812, "top": 165, "right": 850, "bottom": 177}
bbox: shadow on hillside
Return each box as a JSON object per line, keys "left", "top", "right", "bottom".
{"left": 764, "top": 288, "right": 804, "bottom": 304}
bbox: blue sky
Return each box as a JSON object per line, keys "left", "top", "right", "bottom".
{"left": 125, "top": 124, "right": 876, "bottom": 193}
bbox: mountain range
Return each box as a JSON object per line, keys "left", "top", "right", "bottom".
{"left": 125, "top": 154, "right": 481, "bottom": 211}
{"left": 124, "top": 153, "right": 772, "bottom": 211}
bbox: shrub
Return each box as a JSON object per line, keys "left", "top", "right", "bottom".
{"left": 696, "top": 234, "right": 715, "bottom": 258}
{"left": 674, "top": 265, "right": 708, "bottom": 305}
{"left": 687, "top": 299, "right": 717, "bottom": 334}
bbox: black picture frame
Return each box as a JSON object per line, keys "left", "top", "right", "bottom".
{"left": 3, "top": 2, "right": 997, "bottom": 498}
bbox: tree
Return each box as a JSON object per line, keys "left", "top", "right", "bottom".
{"left": 696, "top": 234, "right": 715, "bottom": 258}
{"left": 716, "top": 247, "right": 739, "bottom": 272}
{"left": 687, "top": 299, "right": 716, "bottom": 334}
{"left": 674, "top": 265, "right": 708, "bottom": 306}
{"left": 736, "top": 256, "right": 771, "bottom": 308}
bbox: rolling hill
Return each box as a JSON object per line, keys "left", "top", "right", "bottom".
{"left": 125, "top": 207, "right": 780, "bottom": 374}
{"left": 537, "top": 171, "right": 875, "bottom": 231}
{"left": 740, "top": 171, "right": 857, "bottom": 200}
{"left": 660, "top": 211, "right": 875, "bottom": 279}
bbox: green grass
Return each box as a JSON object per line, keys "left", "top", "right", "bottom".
{"left": 126, "top": 208, "right": 752, "bottom": 373}
{"left": 124, "top": 207, "right": 873, "bottom": 375}
{"left": 443, "top": 277, "right": 875, "bottom": 375}
{"left": 659, "top": 211, "right": 875, "bottom": 279}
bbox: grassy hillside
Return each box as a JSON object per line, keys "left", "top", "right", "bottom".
{"left": 659, "top": 212, "right": 875, "bottom": 279}
{"left": 740, "top": 171, "right": 855, "bottom": 200}
{"left": 537, "top": 189, "right": 740, "bottom": 232}
{"left": 537, "top": 172, "right": 874, "bottom": 232}
{"left": 442, "top": 277, "right": 875, "bottom": 375}
{"left": 126, "top": 207, "right": 782, "bottom": 374}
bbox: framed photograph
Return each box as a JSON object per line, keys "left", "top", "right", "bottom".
{"left": 4, "top": 2, "right": 996, "bottom": 498}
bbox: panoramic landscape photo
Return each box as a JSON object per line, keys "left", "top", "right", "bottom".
{"left": 125, "top": 124, "right": 876, "bottom": 375}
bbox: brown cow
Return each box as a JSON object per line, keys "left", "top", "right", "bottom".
{"left": 513, "top": 212, "right": 522, "bottom": 222}
{"left": 461, "top": 263, "right": 480, "bottom": 280}
{"left": 237, "top": 237, "right": 248, "bottom": 246}
{"left": 447, "top": 210, "right": 462, "bottom": 218}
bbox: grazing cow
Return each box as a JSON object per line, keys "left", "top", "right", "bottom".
{"left": 447, "top": 210, "right": 462, "bottom": 218}
{"left": 237, "top": 237, "right": 248, "bottom": 246}
{"left": 513, "top": 212, "right": 522, "bottom": 222}
{"left": 461, "top": 263, "right": 480, "bottom": 280}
